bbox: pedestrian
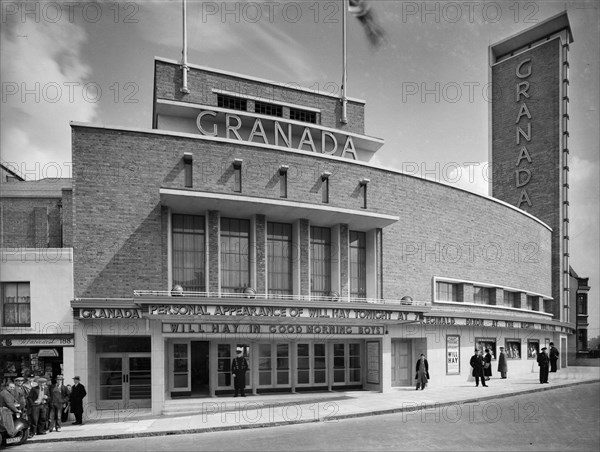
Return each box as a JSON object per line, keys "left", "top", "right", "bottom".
{"left": 469, "top": 349, "right": 488, "bottom": 387}
{"left": 231, "top": 348, "right": 249, "bottom": 397}
{"left": 22, "top": 373, "right": 35, "bottom": 422}
{"left": 497, "top": 346, "right": 508, "bottom": 379}
{"left": 69, "top": 376, "right": 87, "bottom": 425}
{"left": 483, "top": 348, "right": 492, "bottom": 380}
{"left": 0, "top": 382, "right": 21, "bottom": 437}
{"left": 48, "top": 375, "right": 69, "bottom": 432}
{"left": 537, "top": 347, "right": 550, "bottom": 384}
{"left": 62, "top": 385, "right": 72, "bottom": 423}
{"left": 27, "top": 377, "right": 50, "bottom": 437}
{"left": 14, "top": 377, "right": 27, "bottom": 419}
{"left": 549, "top": 342, "right": 559, "bottom": 372}
{"left": 415, "top": 354, "right": 429, "bottom": 390}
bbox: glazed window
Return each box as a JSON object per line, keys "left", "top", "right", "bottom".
{"left": 503, "top": 291, "right": 518, "bottom": 308}
{"left": 172, "top": 214, "right": 206, "bottom": 292}
{"left": 267, "top": 222, "right": 293, "bottom": 296}
{"left": 310, "top": 226, "right": 331, "bottom": 297}
{"left": 473, "top": 286, "right": 491, "bottom": 305}
{"left": 217, "top": 94, "right": 247, "bottom": 111}
{"left": 1, "top": 282, "right": 31, "bottom": 327}
{"left": 255, "top": 101, "right": 283, "bottom": 117}
{"left": 221, "top": 218, "right": 250, "bottom": 292}
{"left": 436, "top": 281, "right": 458, "bottom": 302}
{"left": 349, "top": 231, "right": 366, "bottom": 299}
{"left": 505, "top": 340, "right": 522, "bottom": 360}
{"left": 290, "top": 108, "right": 317, "bottom": 124}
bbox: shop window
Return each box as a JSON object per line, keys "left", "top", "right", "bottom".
{"left": 349, "top": 231, "right": 366, "bottom": 299}
{"left": 221, "top": 218, "right": 250, "bottom": 293}
{"left": 475, "top": 338, "right": 496, "bottom": 360}
{"left": 267, "top": 222, "right": 293, "bottom": 296}
{"left": 505, "top": 339, "right": 522, "bottom": 359}
{"left": 473, "top": 286, "right": 491, "bottom": 304}
{"left": 1, "top": 282, "right": 31, "bottom": 327}
{"left": 310, "top": 226, "right": 331, "bottom": 297}
{"left": 527, "top": 339, "right": 539, "bottom": 360}
{"left": 436, "top": 281, "right": 458, "bottom": 302}
{"left": 172, "top": 214, "right": 206, "bottom": 292}
{"left": 217, "top": 94, "right": 247, "bottom": 111}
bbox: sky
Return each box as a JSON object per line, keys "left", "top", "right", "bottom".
{"left": 1, "top": 0, "right": 598, "bottom": 337}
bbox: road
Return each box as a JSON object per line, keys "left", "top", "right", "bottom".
{"left": 18, "top": 382, "right": 600, "bottom": 452}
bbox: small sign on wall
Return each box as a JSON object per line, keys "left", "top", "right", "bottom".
{"left": 367, "top": 341, "right": 380, "bottom": 384}
{"left": 446, "top": 335, "right": 460, "bottom": 375}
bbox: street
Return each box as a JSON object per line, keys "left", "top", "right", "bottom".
{"left": 18, "top": 382, "right": 600, "bottom": 452}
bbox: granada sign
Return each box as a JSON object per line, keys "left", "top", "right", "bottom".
{"left": 196, "top": 109, "right": 359, "bottom": 160}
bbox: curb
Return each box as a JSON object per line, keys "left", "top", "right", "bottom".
{"left": 28, "top": 379, "right": 600, "bottom": 444}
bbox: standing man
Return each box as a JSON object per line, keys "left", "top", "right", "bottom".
{"left": 14, "top": 377, "right": 28, "bottom": 419}
{"left": 469, "top": 349, "right": 488, "bottom": 387}
{"left": 415, "top": 354, "right": 429, "bottom": 390}
{"left": 537, "top": 347, "right": 550, "bottom": 384}
{"left": 549, "top": 342, "right": 560, "bottom": 372}
{"left": 27, "top": 378, "right": 50, "bottom": 437}
{"left": 231, "top": 348, "right": 249, "bottom": 397}
{"left": 497, "top": 347, "right": 508, "bottom": 379}
{"left": 0, "top": 382, "right": 21, "bottom": 437}
{"left": 70, "top": 376, "right": 87, "bottom": 425}
{"left": 22, "top": 373, "right": 35, "bottom": 422}
{"left": 48, "top": 376, "right": 69, "bottom": 432}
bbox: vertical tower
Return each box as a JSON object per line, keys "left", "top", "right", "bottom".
{"left": 489, "top": 12, "right": 573, "bottom": 323}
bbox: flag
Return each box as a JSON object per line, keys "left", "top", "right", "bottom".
{"left": 348, "top": 0, "right": 386, "bottom": 49}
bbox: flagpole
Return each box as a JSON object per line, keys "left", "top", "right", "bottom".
{"left": 181, "top": 0, "right": 190, "bottom": 94}
{"left": 341, "top": 0, "right": 348, "bottom": 124}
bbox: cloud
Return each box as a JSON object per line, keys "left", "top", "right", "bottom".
{"left": 1, "top": 16, "right": 95, "bottom": 179}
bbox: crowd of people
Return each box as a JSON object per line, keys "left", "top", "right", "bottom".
{"left": 0, "top": 374, "right": 87, "bottom": 438}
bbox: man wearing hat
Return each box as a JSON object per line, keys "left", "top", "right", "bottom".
{"left": 231, "top": 348, "right": 249, "bottom": 397}
{"left": 69, "top": 377, "right": 87, "bottom": 425}
{"left": 537, "top": 347, "right": 550, "bottom": 384}
{"left": 14, "top": 377, "right": 28, "bottom": 419}
{"left": 27, "top": 377, "right": 50, "bottom": 436}
{"left": 48, "top": 376, "right": 69, "bottom": 432}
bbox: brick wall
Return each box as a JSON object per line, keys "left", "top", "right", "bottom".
{"left": 154, "top": 60, "right": 365, "bottom": 134}
{"left": 0, "top": 197, "right": 62, "bottom": 248}
{"left": 72, "top": 125, "right": 552, "bottom": 300}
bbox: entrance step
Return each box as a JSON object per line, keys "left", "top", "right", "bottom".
{"left": 161, "top": 392, "right": 361, "bottom": 416}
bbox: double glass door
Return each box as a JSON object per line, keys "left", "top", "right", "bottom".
{"left": 98, "top": 353, "right": 151, "bottom": 409}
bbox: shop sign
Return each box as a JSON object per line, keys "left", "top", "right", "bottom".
{"left": 162, "top": 323, "right": 385, "bottom": 335}
{"left": 421, "top": 316, "right": 554, "bottom": 331}
{"left": 0, "top": 337, "right": 74, "bottom": 347}
{"left": 149, "top": 304, "right": 422, "bottom": 322}
{"left": 79, "top": 308, "right": 142, "bottom": 319}
{"left": 38, "top": 349, "right": 59, "bottom": 357}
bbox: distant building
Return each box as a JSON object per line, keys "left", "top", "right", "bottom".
{"left": 570, "top": 267, "right": 590, "bottom": 357}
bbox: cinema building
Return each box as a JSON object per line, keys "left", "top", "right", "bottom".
{"left": 60, "top": 12, "right": 585, "bottom": 414}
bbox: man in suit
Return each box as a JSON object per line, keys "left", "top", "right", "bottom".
{"left": 469, "top": 349, "right": 488, "bottom": 387}
{"left": 48, "top": 375, "right": 69, "bottom": 432}
{"left": 537, "top": 347, "right": 550, "bottom": 384}
{"left": 70, "top": 376, "right": 87, "bottom": 425}
{"left": 13, "top": 377, "right": 28, "bottom": 419}
{"left": 27, "top": 377, "right": 50, "bottom": 437}
{"left": 549, "top": 342, "right": 560, "bottom": 372}
{"left": 231, "top": 348, "right": 249, "bottom": 397}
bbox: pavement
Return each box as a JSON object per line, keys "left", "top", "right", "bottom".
{"left": 26, "top": 366, "right": 600, "bottom": 444}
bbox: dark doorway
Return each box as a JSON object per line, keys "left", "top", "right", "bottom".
{"left": 191, "top": 341, "right": 210, "bottom": 396}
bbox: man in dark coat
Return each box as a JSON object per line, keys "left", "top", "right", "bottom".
{"left": 231, "top": 349, "right": 249, "bottom": 397}
{"left": 27, "top": 378, "right": 50, "bottom": 436}
{"left": 69, "top": 376, "right": 87, "bottom": 425}
{"left": 470, "top": 349, "right": 488, "bottom": 387}
{"left": 497, "top": 347, "right": 508, "bottom": 379}
{"left": 14, "top": 377, "right": 28, "bottom": 419}
{"left": 549, "top": 342, "right": 560, "bottom": 372}
{"left": 415, "top": 354, "right": 430, "bottom": 390}
{"left": 537, "top": 347, "right": 550, "bottom": 383}
{"left": 48, "top": 375, "right": 69, "bottom": 432}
